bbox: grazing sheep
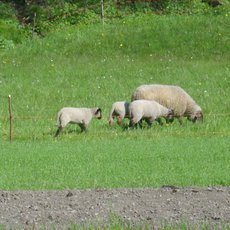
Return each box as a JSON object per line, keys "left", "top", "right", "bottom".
{"left": 55, "top": 107, "right": 102, "bottom": 137}
{"left": 108, "top": 101, "right": 130, "bottom": 126}
{"left": 131, "top": 84, "right": 203, "bottom": 124}
{"left": 129, "top": 99, "right": 174, "bottom": 128}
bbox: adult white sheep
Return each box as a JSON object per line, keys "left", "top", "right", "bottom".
{"left": 108, "top": 101, "right": 130, "bottom": 126}
{"left": 55, "top": 107, "right": 102, "bottom": 137}
{"left": 131, "top": 84, "right": 203, "bottom": 124}
{"left": 129, "top": 99, "right": 174, "bottom": 128}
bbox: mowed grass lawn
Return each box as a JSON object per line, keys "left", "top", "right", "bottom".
{"left": 0, "top": 136, "right": 229, "bottom": 190}
{"left": 0, "top": 14, "right": 229, "bottom": 190}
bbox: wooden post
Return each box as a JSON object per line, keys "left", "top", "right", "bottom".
{"left": 8, "top": 95, "right": 13, "bottom": 143}
{"left": 33, "top": 12, "right": 36, "bottom": 38}
{"left": 101, "top": 0, "right": 104, "bottom": 25}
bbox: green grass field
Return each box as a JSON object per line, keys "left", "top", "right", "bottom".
{"left": 0, "top": 14, "right": 229, "bottom": 190}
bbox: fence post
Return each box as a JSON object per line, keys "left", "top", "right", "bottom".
{"left": 101, "top": 0, "right": 104, "bottom": 25}
{"left": 8, "top": 95, "right": 13, "bottom": 143}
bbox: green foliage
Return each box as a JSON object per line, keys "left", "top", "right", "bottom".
{"left": 1, "top": 0, "right": 230, "bottom": 39}
{"left": 20, "top": 2, "right": 101, "bottom": 35}
{"left": 0, "top": 15, "right": 229, "bottom": 190}
{"left": 0, "top": 3, "right": 28, "bottom": 47}
{"left": 0, "top": 2, "right": 16, "bottom": 20}
{"left": 108, "top": 0, "right": 230, "bottom": 16}
{"left": 163, "top": 0, "right": 210, "bottom": 14}
{"left": 0, "top": 36, "right": 15, "bottom": 50}
{"left": 0, "top": 19, "right": 28, "bottom": 48}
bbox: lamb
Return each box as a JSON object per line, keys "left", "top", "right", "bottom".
{"left": 131, "top": 84, "right": 203, "bottom": 124}
{"left": 129, "top": 99, "right": 174, "bottom": 128}
{"left": 108, "top": 101, "right": 130, "bottom": 126}
{"left": 55, "top": 107, "right": 102, "bottom": 137}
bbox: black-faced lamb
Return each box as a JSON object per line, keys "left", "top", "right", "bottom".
{"left": 55, "top": 107, "right": 102, "bottom": 137}
{"left": 108, "top": 101, "right": 130, "bottom": 126}
{"left": 131, "top": 84, "right": 203, "bottom": 124}
{"left": 129, "top": 99, "right": 174, "bottom": 128}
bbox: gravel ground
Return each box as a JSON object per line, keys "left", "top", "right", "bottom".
{"left": 0, "top": 186, "right": 230, "bottom": 229}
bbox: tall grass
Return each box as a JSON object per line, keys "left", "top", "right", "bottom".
{"left": 0, "top": 14, "right": 229, "bottom": 189}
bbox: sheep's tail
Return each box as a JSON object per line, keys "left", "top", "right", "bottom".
{"left": 128, "top": 107, "right": 134, "bottom": 121}
{"left": 56, "top": 111, "right": 62, "bottom": 127}
{"left": 108, "top": 105, "right": 115, "bottom": 126}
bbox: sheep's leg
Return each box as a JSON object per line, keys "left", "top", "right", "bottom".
{"left": 166, "top": 118, "right": 174, "bottom": 124}
{"left": 128, "top": 120, "right": 133, "bottom": 128}
{"left": 117, "top": 116, "right": 123, "bottom": 126}
{"left": 145, "top": 119, "right": 153, "bottom": 127}
{"left": 131, "top": 123, "right": 138, "bottom": 129}
{"left": 109, "top": 117, "right": 114, "bottom": 126}
{"left": 156, "top": 118, "right": 163, "bottom": 126}
{"left": 138, "top": 119, "right": 144, "bottom": 129}
{"left": 54, "top": 126, "right": 63, "bottom": 137}
{"left": 129, "top": 119, "right": 136, "bottom": 129}
{"left": 178, "top": 118, "right": 183, "bottom": 125}
{"left": 79, "top": 123, "right": 87, "bottom": 132}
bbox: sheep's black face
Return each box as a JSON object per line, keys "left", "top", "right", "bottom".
{"left": 95, "top": 108, "right": 102, "bottom": 119}
{"left": 188, "top": 111, "right": 203, "bottom": 123}
{"left": 188, "top": 115, "right": 196, "bottom": 122}
{"left": 196, "top": 111, "right": 203, "bottom": 122}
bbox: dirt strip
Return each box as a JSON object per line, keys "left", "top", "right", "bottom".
{"left": 0, "top": 186, "right": 230, "bottom": 229}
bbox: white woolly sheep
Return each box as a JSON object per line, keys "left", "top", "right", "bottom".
{"left": 108, "top": 101, "right": 130, "bottom": 126}
{"left": 131, "top": 84, "right": 203, "bottom": 124}
{"left": 129, "top": 99, "right": 174, "bottom": 128}
{"left": 55, "top": 107, "right": 102, "bottom": 136}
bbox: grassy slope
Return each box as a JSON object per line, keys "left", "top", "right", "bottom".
{"left": 0, "top": 15, "right": 229, "bottom": 189}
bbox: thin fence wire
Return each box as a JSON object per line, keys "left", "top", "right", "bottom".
{"left": 0, "top": 111, "right": 229, "bottom": 139}
{"left": 0, "top": 113, "right": 229, "bottom": 121}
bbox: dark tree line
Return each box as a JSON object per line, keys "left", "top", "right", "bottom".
{"left": 0, "top": 0, "right": 224, "bottom": 33}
